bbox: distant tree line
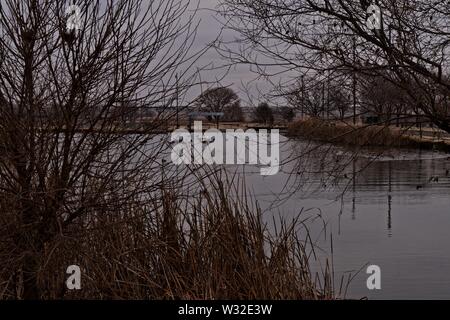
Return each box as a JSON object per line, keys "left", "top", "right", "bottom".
{"left": 195, "top": 87, "right": 296, "bottom": 124}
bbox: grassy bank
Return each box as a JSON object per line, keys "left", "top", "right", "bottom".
{"left": 287, "top": 119, "right": 450, "bottom": 152}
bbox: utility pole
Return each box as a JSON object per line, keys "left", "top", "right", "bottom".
{"left": 352, "top": 36, "right": 357, "bottom": 125}
{"left": 327, "top": 71, "right": 330, "bottom": 120}
{"left": 176, "top": 73, "right": 179, "bottom": 128}
{"left": 322, "top": 80, "right": 325, "bottom": 120}
{"left": 301, "top": 75, "right": 305, "bottom": 119}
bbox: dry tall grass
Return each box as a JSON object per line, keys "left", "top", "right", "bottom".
{"left": 0, "top": 172, "right": 334, "bottom": 300}
{"left": 287, "top": 119, "right": 429, "bottom": 148}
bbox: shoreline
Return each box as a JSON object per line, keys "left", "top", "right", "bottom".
{"left": 286, "top": 119, "right": 450, "bottom": 153}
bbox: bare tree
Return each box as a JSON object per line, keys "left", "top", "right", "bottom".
{"left": 224, "top": 102, "right": 244, "bottom": 122}
{"left": 279, "top": 106, "right": 295, "bottom": 122}
{"left": 286, "top": 77, "right": 326, "bottom": 118}
{"left": 254, "top": 102, "right": 274, "bottom": 124}
{"left": 0, "top": 0, "right": 203, "bottom": 299}
{"left": 328, "top": 78, "right": 352, "bottom": 121}
{"left": 360, "top": 75, "right": 409, "bottom": 126}
{"left": 217, "top": 0, "right": 450, "bottom": 131}
{"left": 194, "top": 87, "right": 242, "bottom": 121}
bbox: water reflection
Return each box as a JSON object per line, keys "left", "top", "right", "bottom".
{"left": 162, "top": 134, "right": 450, "bottom": 299}
{"left": 240, "top": 137, "right": 450, "bottom": 299}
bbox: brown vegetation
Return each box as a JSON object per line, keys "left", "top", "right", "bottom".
{"left": 0, "top": 172, "right": 334, "bottom": 300}
{"left": 287, "top": 119, "right": 450, "bottom": 151}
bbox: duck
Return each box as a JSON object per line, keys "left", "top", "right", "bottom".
{"left": 428, "top": 176, "right": 439, "bottom": 183}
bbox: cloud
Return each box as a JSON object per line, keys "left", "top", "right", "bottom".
{"left": 189, "top": 0, "right": 277, "bottom": 105}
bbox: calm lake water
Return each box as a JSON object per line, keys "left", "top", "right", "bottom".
{"left": 235, "top": 136, "right": 450, "bottom": 299}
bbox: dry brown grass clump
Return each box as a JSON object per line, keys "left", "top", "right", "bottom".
{"left": 0, "top": 173, "right": 334, "bottom": 300}
{"left": 287, "top": 119, "right": 425, "bottom": 148}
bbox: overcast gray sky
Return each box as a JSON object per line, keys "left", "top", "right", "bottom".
{"left": 192, "top": 0, "right": 278, "bottom": 106}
